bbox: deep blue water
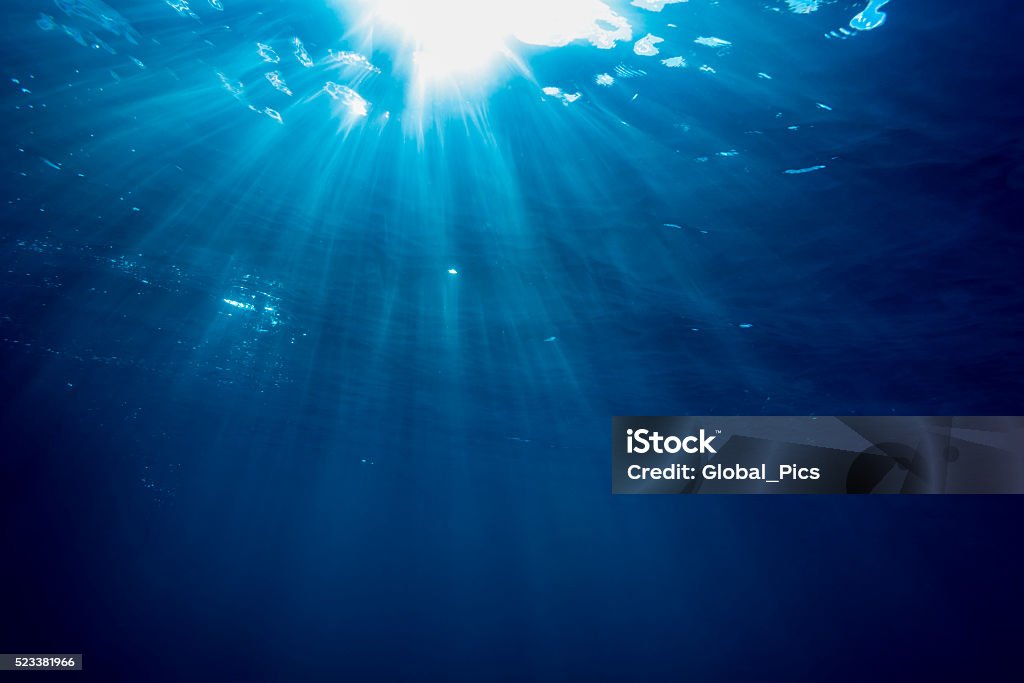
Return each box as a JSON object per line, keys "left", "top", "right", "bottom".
{"left": 2, "top": 1, "right": 1023, "bottom": 680}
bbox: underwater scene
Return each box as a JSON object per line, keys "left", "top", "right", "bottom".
{"left": 2, "top": 0, "right": 1023, "bottom": 680}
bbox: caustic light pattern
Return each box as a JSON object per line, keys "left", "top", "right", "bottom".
{"left": 30, "top": 1, "right": 898, "bottom": 127}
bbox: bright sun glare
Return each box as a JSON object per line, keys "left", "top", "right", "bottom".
{"left": 343, "top": 0, "right": 633, "bottom": 89}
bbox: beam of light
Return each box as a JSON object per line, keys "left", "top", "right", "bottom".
{"left": 13, "top": 0, "right": 860, "bottom": 450}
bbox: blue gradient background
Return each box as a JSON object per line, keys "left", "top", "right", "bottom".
{"left": 1, "top": 1, "right": 1023, "bottom": 679}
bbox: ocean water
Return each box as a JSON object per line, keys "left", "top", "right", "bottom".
{"left": 1, "top": 1, "right": 1023, "bottom": 680}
